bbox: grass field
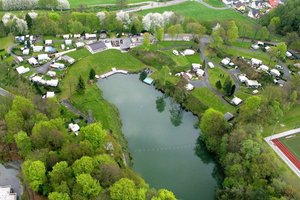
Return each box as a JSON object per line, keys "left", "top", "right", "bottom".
{"left": 68, "top": 0, "right": 152, "bottom": 7}
{"left": 137, "top": 1, "right": 258, "bottom": 38}
{"left": 203, "top": 0, "right": 225, "bottom": 7}
{"left": 263, "top": 104, "right": 300, "bottom": 137}
{"left": 0, "top": 35, "right": 14, "bottom": 51}
{"left": 208, "top": 66, "right": 233, "bottom": 91}
{"left": 280, "top": 134, "right": 300, "bottom": 161}
{"left": 191, "top": 87, "right": 234, "bottom": 113}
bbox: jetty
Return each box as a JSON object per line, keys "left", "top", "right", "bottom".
{"left": 100, "top": 68, "right": 128, "bottom": 79}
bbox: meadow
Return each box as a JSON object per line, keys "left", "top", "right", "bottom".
{"left": 203, "top": 0, "right": 225, "bottom": 8}
{"left": 68, "top": 0, "right": 153, "bottom": 7}
{"left": 137, "top": 1, "right": 258, "bottom": 38}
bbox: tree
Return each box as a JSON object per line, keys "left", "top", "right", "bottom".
{"left": 80, "top": 123, "right": 107, "bottom": 149}
{"left": 258, "top": 26, "right": 270, "bottom": 40}
{"left": 68, "top": 20, "right": 84, "bottom": 34}
{"left": 186, "top": 22, "right": 206, "bottom": 38}
{"left": 22, "top": 160, "right": 47, "bottom": 192}
{"left": 285, "top": 32, "right": 300, "bottom": 50}
{"left": 142, "top": 32, "right": 151, "bottom": 50}
{"left": 139, "top": 71, "right": 147, "bottom": 81}
{"left": 226, "top": 21, "right": 239, "bottom": 44}
{"left": 76, "top": 173, "right": 102, "bottom": 198}
{"left": 210, "top": 27, "right": 224, "bottom": 49}
{"left": 48, "top": 192, "right": 70, "bottom": 200}
{"left": 76, "top": 75, "right": 85, "bottom": 94}
{"left": 155, "top": 27, "right": 164, "bottom": 42}
{"left": 156, "top": 97, "right": 166, "bottom": 113}
{"left": 239, "top": 96, "right": 262, "bottom": 123}
{"left": 275, "top": 42, "right": 287, "bottom": 60}
{"left": 15, "top": 131, "right": 31, "bottom": 157}
{"left": 72, "top": 156, "right": 94, "bottom": 175}
{"left": 89, "top": 68, "right": 96, "bottom": 80}
{"left": 167, "top": 25, "right": 177, "bottom": 40}
{"left": 200, "top": 108, "right": 229, "bottom": 152}
{"left": 152, "top": 189, "right": 176, "bottom": 200}
{"left": 216, "top": 80, "right": 222, "bottom": 90}
{"left": 49, "top": 161, "right": 72, "bottom": 186}
{"left": 268, "top": 17, "right": 280, "bottom": 33}
{"left": 25, "top": 13, "right": 33, "bottom": 30}
{"left": 110, "top": 178, "right": 138, "bottom": 200}
{"left": 230, "top": 84, "right": 236, "bottom": 96}
{"left": 5, "top": 110, "right": 24, "bottom": 135}
{"left": 223, "top": 76, "right": 233, "bottom": 96}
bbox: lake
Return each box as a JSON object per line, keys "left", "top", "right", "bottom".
{"left": 98, "top": 74, "right": 219, "bottom": 199}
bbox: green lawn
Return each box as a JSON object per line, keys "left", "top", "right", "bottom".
{"left": 0, "top": 35, "right": 14, "bottom": 51}
{"left": 263, "top": 104, "right": 300, "bottom": 137}
{"left": 208, "top": 66, "right": 233, "bottom": 91}
{"left": 191, "top": 87, "right": 234, "bottom": 114}
{"left": 203, "top": 0, "right": 225, "bottom": 7}
{"left": 137, "top": 1, "right": 258, "bottom": 38}
{"left": 230, "top": 40, "right": 252, "bottom": 49}
{"left": 68, "top": 0, "right": 152, "bottom": 7}
{"left": 280, "top": 133, "right": 300, "bottom": 161}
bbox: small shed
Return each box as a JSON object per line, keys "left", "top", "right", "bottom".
{"left": 65, "top": 40, "right": 72, "bottom": 46}
{"left": 221, "top": 57, "right": 231, "bottom": 66}
{"left": 208, "top": 62, "right": 214, "bottom": 68}
{"left": 231, "top": 97, "right": 243, "bottom": 106}
{"left": 32, "top": 45, "right": 43, "bottom": 52}
{"left": 224, "top": 112, "right": 234, "bottom": 121}
{"left": 38, "top": 54, "right": 50, "bottom": 62}
{"left": 16, "top": 66, "right": 30, "bottom": 74}
{"left": 28, "top": 57, "right": 38, "bottom": 66}
{"left": 68, "top": 123, "right": 80, "bottom": 135}
{"left": 45, "top": 91, "right": 55, "bottom": 98}
{"left": 45, "top": 40, "right": 53, "bottom": 45}
{"left": 22, "top": 49, "right": 30, "bottom": 55}
{"left": 143, "top": 77, "right": 154, "bottom": 85}
{"left": 46, "top": 79, "right": 59, "bottom": 87}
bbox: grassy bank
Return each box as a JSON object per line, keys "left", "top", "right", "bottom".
{"left": 68, "top": 0, "right": 153, "bottom": 8}
{"left": 203, "top": 0, "right": 225, "bottom": 7}
{"left": 0, "top": 35, "right": 14, "bottom": 51}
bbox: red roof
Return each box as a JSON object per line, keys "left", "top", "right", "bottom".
{"left": 269, "top": 0, "right": 279, "bottom": 7}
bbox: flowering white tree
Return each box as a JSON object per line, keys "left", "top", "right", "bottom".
{"left": 2, "top": 0, "right": 38, "bottom": 10}
{"left": 162, "top": 11, "right": 175, "bottom": 26}
{"left": 96, "top": 12, "right": 106, "bottom": 26}
{"left": 15, "top": 18, "right": 28, "bottom": 34}
{"left": 142, "top": 13, "right": 164, "bottom": 31}
{"left": 56, "top": 0, "right": 70, "bottom": 10}
{"left": 2, "top": 13, "right": 12, "bottom": 26}
{"left": 116, "top": 11, "right": 131, "bottom": 29}
{"left": 28, "top": 11, "right": 38, "bottom": 19}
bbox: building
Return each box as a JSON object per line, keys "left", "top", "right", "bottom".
{"left": 248, "top": 9, "right": 260, "bottom": 19}
{"left": 238, "top": 74, "right": 248, "bottom": 83}
{"left": 208, "top": 62, "right": 214, "bottom": 68}
{"left": 44, "top": 46, "right": 56, "bottom": 53}
{"left": 120, "top": 38, "right": 132, "bottom": 50}
{"left": 38, "top": 54, "right": 50, "bottom": 62}
{"left": 51, "top": 62, "right": 65, "bottom": 69}
{"left": 270, "top": 68, "right": 280, "bottom": 77}
{"left": 87, "top": 41, "right": 107, "bottom": 54}
{"left": 69, "top": 123, "right": 80, "bottom": 135}
{"left": 185, "top": 83, "right": 194, "bottom": 91}
{"left": 221, "top": 57, "right": 231, "bottom": 66}
{"left": 196, "top": 69, "right": 205, "bottom": 77}
{"left": 246, "top": 79, "right": 261, "bottom": 88}
{"left": 16, "top": 66, "right": 30, "bottom": 74}
{"left": 0, "top": 185, "right": 17, "bottom": 200}
{"left": 231, "top": 97, "right": 243, "bottom": 106}
{"left": 65, "top": 40, "right": 72, "bottom": 46}
{"left": 63, "top": 34, "right": 70, "bottom": 39}
{"left": 32, "top": 45, "right": 43, "bottom": 52}
{"left": 192, "top": 63, "right": 201, "bottom": 71}
{"left": 85, "top": 33, "right": 97, "bottom": 40}
{"left": 61, "top": 55, "right": 75, "bottom": 64}
{"left": 224, "top": 112, "right": 234, "bottom": 121}
{"left": 75, "top": 42, "right": 85, "bottom": 48}
{"left": 143, "top": 77, "right": 154, "bottom": 85}
{"left": 28, "top": 57, "right": 38, "bottom": 66}
{"left": 259, "top": 64, "right": 269, "bottom": 72}
{"left": 183, "top": 49, "right": 195, "bottom": 56}
{"left": 251, "top": 58, "right": 262, "bottom": 67}
{"left": 45, "top": 40, "right": 53, "bottom": 46}
{"left": 46, "top": 79, "right": 59, "bottom": 87}
{"left": 44, "top": 91, "right": 55, "bottom": 98}
{"left": 22, "top": 49, "right": 29, "bottom": 55}
{"left": 74, "top": 34, "right": 81, "bottom": 38}
{"left": 47, "top": 71, "right": 56, "bottom": 77}
{"left": 269, "top": 0, "right": 279, "bottom": 8}
{"left": 15, "top": 56, "right": 23, "bottom": 63}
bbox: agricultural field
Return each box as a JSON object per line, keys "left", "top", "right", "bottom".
{"left": 68, "top": 0, "right": 152, "bottom": 7}
{"left": 137, "top": 1, "right": 258, "bottom": 38}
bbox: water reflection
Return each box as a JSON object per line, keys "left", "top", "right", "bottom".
{"left": 155, "top": 96, "right": 166, "bottom": 113}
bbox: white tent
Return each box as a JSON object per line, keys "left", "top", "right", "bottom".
{"left": 16, "top": 66, "right": 30, "bottom": 74}
{"left": 183, "top": 49, "right": 195, "bottom": 56}
{"left": 46, "top": 91, "right": 55, "bottom": 98}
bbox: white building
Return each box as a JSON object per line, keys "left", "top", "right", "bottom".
{"left": 238, "top": 74, "right": 248, "bottom": 83}
{"left": 259, "top": 64, "right": 269, "bottom": 72}
{"left": 231, "top": 97, "right": 243, "bottom": 106}
{"left": 31, "top": 75, "right": 43, "bottom": 83}
{"left": 28, "top": 57, "right": 38, "bottom": 66}
{"left": 251, "top": 58, "right": 262, "bottom": 66}
{"left": 221, "top": 57, "right": 231, "bottom": 66}
{"left": 38, "top": 54, "right": 50, "bottom": 62}
{"left": 63, "top": 34, "right": 70, "bottom": 39}
{"left": 15, "top": 56, "right": 23, "bottom": 63}
{"left": 46, "top": 79, "right": 59, "bottom": 87}
{"left": 65, "top": 40, "right": 72, "bottom": 46}
{"left": 47, "top": 71, "right": 56, "bottom": 77}
{"left": 16, "top": 66, "right": 30, "bottom": 74}
{"left": 85, "top": 33, "right": 97, "bottom": 40}
{"left": 208, "top": 62, "right": 214, "bottom": 68}
{"left": 74, "top": 34, "right": 81, "bottom": 38}
{"left": 45, "top": 40, "right": 53, "bottom": 45}
{"left": 75, "top": 42, "right": 85, "bottom": 48}
{"left": 51, "top": 62, "right": 65, "bottom": 69}
{"left": 196, "top": 69, "right": 205, "bottom": 77}
{"left": 192, "top": 63, "right": 201, "bottom": 71}
{"left": 0, "top": 185, "right": 17, "bottom": 200}
{"left": 45, "top": 91, "right": 55, "bottom": 98}
{"left": 22, "top": 49, "right": 29, "bottom": 55}
{"left": 32, "top": 45, "right": 43, "bottom": 52}
{"left": 270, "top": 69, "right": 280, "bottom": 77}
{"left": 246, "top": 79, "right": 261, "bottom": 88}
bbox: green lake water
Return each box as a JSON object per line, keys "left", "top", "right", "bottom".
{"left": 98, "top": 74, "right": 218, "bottom": 200}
